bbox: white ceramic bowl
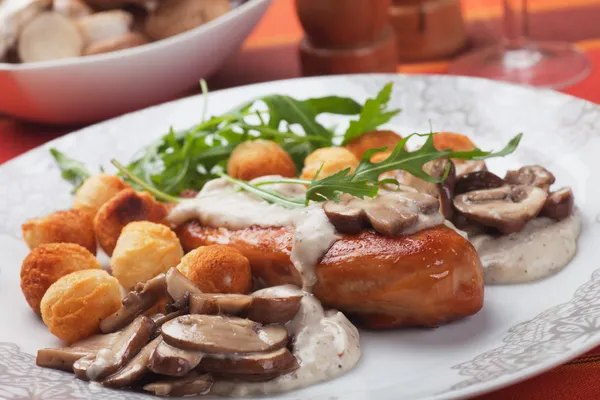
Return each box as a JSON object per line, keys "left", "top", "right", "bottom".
{"left": 0, "top": 0, "right": 271, "bottom": 125}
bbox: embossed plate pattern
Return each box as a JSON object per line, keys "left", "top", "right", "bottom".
{"left": 0, "top": 74, "right": 599, "bottom": 400}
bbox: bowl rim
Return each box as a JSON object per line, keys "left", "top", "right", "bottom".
{"left": 0, "top": 0, "right": 271, "bottom": 71}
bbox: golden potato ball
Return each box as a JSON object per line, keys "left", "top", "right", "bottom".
{"left": 94, "top": 189, "right": 168, "bottom": 256}
{"left": 300, "top": 147, "right": 359, "bottom": 180}
{"left": 432, "top": 132, "right": 476, "bottom": 152}
{"left": 176, "top": 245, "right": 251, "bottom": 294}
{"left": 73, "top": 174, "right": 131, "bottom": 219}
{"left": 22, "top": 209, "right": 97, "bottom": 255}
{"left": 20, "top": 243, "right": 102, "bottom": 314}
{"left": 110, "top": 221, "right": 184, "bottom": 290}
{"left": 41, "top": 269, "right": 122, "bottom": 343}
{"left": 345, "top": 130, "right": 402, "bottom": 160}
{"left": 227, "top": 140, "right": 297, "bottom": 181}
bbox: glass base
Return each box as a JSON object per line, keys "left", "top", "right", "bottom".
{"left": 449, "top": 41, "right": 591, "bottom": 90}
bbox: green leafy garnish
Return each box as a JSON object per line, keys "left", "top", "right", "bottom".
{"left": 220, "top": 132, "right": 522, "bottom": 207}
{"left": 49, "top": 148, "right": 91, "bottom": 192}
{"left": 342, "top": 82, "right": 402, "bottom": 145}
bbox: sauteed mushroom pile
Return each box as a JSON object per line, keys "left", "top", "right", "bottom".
{"left": 37, "top": 268, "right": 303, "bottom": 396}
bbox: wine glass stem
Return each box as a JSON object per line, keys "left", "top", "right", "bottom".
{"left": 503, "top": 0, "right": 528, "bottom": 49}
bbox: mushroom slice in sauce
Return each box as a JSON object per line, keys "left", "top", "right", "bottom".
{"left": 454, "top": 171, "right": 505, "bottom": 195}
{"left": 455, "top": 160, "right": 487, "bottom": 177}
{"left": 399, "top": 159, "right": 457, "bottom": 219}
{"left": 189, "top": 293, "right": 253, "bottom": 315}
{"left": 245, "top": 295, "right": 302, "bottom": 324}
{"left": 504, "top": 165, "right": 555, "bottom": 191}
{"left": 323, "top": 192, "right": 439, "bottom": 236}
{"left": 198, "top": 347, "right": 298, "bottom": 376}
{"left": 100, "top": 274, "right": 167, "bottom": 333}
{"left": 148, "top": 339, "right": 204, "bottom": 377}
{"left": 453, "top": 185, "right": 548, "bottom": 234}
{"left": 540, "top": 187, "right": 574, "bottom": 221}
{"left": 36, "top": 333, "right": 119, "bottom": 371}
{"left": 143, "top": 373, "right": 213, "bottom": 397}
{"left": 165, "top": 267, "right": 202, "bottom": 304}
{"left": 102, "top": 336, "right": 162, "bottom": 388}
{"left": 151, "top": 307, "right": 189, "bottom": 328}
{"left": 74, "top": 316, "right": 155, "bottom": 381}
{"left": 161, "top": 315, "right": 288, "bottom": 354}
{"left": 188, "top": 293, "right": 302, "bottom": 324}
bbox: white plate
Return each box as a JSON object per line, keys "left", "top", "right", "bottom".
{"left": 0, "top": 0, "right": 271, "bottom": 125}
{"left": 1, "top": 74, "right": 599, "bottom": 400}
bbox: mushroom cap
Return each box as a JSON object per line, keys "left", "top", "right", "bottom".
{"left": 161, "top": 315, "right": 288, "bottom": 354}
{"left": 455, "top": 170, "right": 505, "bottom": 195}
{"left": 323, "top": 191, "right": 442, "bottom": 236}
{"left": 504, "top": 165, "right": 555, "bottom": 191}
{"left": 453, "top": 185, "right": 548, "bottom": 234}
{"left": 541, "top": 187, "right": 574, "bottom": 221}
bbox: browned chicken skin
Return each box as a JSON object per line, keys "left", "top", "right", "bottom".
{"left": 176, "top": 221, "right": 484, "bottom": 329}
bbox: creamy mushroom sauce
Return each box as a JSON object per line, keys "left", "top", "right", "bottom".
{"left": 470, "top": 211, "right": 581, "bottom": 284}
{"left": 211, "top": 285, "right": 361, "bottom": 397}
{"left": 167, "top": 176, "right": 448, "bottom": 395}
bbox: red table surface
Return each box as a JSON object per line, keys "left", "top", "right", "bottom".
{"left": 2, "top": 1, "right": 600, "bottom": 399}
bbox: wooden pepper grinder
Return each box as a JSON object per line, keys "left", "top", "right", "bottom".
{"left": 389, "top": 0, "right": 468, "bottom": 61}
{"left": 296, "top": 0, "right": 398, "bottom": 76}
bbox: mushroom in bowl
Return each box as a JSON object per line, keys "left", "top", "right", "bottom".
{"left": 0, "top": 0, "right": 271, "bottom": 124}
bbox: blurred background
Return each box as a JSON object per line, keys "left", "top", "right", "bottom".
{"left": 1, "top": 0, "right": 599, "bottom": 162}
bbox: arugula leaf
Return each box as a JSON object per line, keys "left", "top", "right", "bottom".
{"left": 352, "top": 134, "right": 452, "bottom": 184}
{"left": 301, "top": 96, "right": 362, "bottom": 115}
{"left": 449, "top": 133, "right": 523, "bottom": 160}
{"left": 262, "top": 95, "right": 333, "bottom": 140}
{"left": 306, "top": 169, "right": 378, "bottom": 203}
{"left": 215, "top": 172, "right": 305, "bottom": 208}
{"left": 342, "top": 82, "right": 402, "bottom": 144}
{"left": 49, "top": 148, "right": 92, "bottom": 192}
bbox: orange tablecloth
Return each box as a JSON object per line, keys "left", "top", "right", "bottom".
{"left": 2, "top": 1, "right": 600, "bottom": 398}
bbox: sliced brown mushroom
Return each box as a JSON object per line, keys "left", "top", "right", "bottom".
{"left": 151, "top": 307, "right": 189, "bottom": 327}
{"left": 323, "top": 191, "right": 440, "bottom": 236}
{"left": 36, "top": 333, "right": 118, "bottom": 371}
{"left": 188, "top": 293, "right": 302, "bottom": 324}
{"left": 165, "top": 267, "right": 202, "bottom": 305}
{"left": 504, "top": 165, "right": 555, "bottom": 192}
{"left": 399, "top": 159, "right": 456, "bottom": 219}
{"left": 189, "top": 293, "right": 252, "bottom": 315}
{"left": 102, "top": 336, "right": 162, "bottom": 388}
{"left": 100, "top": 274, "right": 167, "bottom": 333}
{"left": 198, "top": 347, "right": 298, "bottom": 376}
{"left": 245, "top": 296, "right": 302, "bottom": 324}
{"left": 143, "top": 373, "right": 214, "bottom": 397}
{"left": 74, "top": 316, "right": 155, "bottom": 381}
{"left": 540, "top": 187, "right": 574, "bottom": 221}
{"left": 148, "top": 339, "right": 204, "bottom": 377}
{"left": 454, "top": 160, "right": 487, "bottom": 177}
{"left": 161, "top": 315, "right": 287, "bottom": 354}
{"left": 453, "top": 185, "right": 548, "bottom": 234}
{"left": 454, "top": 171, "right": 505, "bottom": 195}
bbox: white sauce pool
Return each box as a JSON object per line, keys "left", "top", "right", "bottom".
{"left": 471, "top": 211, "right": 582, "bottom": 284}
{"left": 211, "top": 285, "right": 361, "bottom": 397}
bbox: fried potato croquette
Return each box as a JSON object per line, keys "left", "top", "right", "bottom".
{"left": 73, "top": 174, "right": 131, "bottom": 219}
{"left": 110, "top": 221, "right": 184, "bottom": 290}
{"left": 94, "top": 189, "right": 168, "bottom": 256}
{"left": 22, "top": 209, "right": 97, "bottom": 255}
{"left": 41, "top": 269, "right": 122, "bottom": 343}
{"left": 300, "top": 147, "right": 359, "bottom": 180}
{"left": 176, "top": 245, "right": 251, "bottom": 294}
{"left": 345, "top": 130, "right": 402, "bottom": 160}
{"left": 227, "top": 140, "right": 297, "bottom": 181}
{"left": 20, "top": 243, "right": 101, "bottom": 314}
{"left": 432, "top": 132, "right": 476, "bottom": 152}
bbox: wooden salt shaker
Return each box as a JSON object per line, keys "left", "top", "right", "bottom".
{"left": 389, "top": 0, "right": 467, "bottom": 61}
{"left": 296, "top": 0, "right": 398, "bottom": 76}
